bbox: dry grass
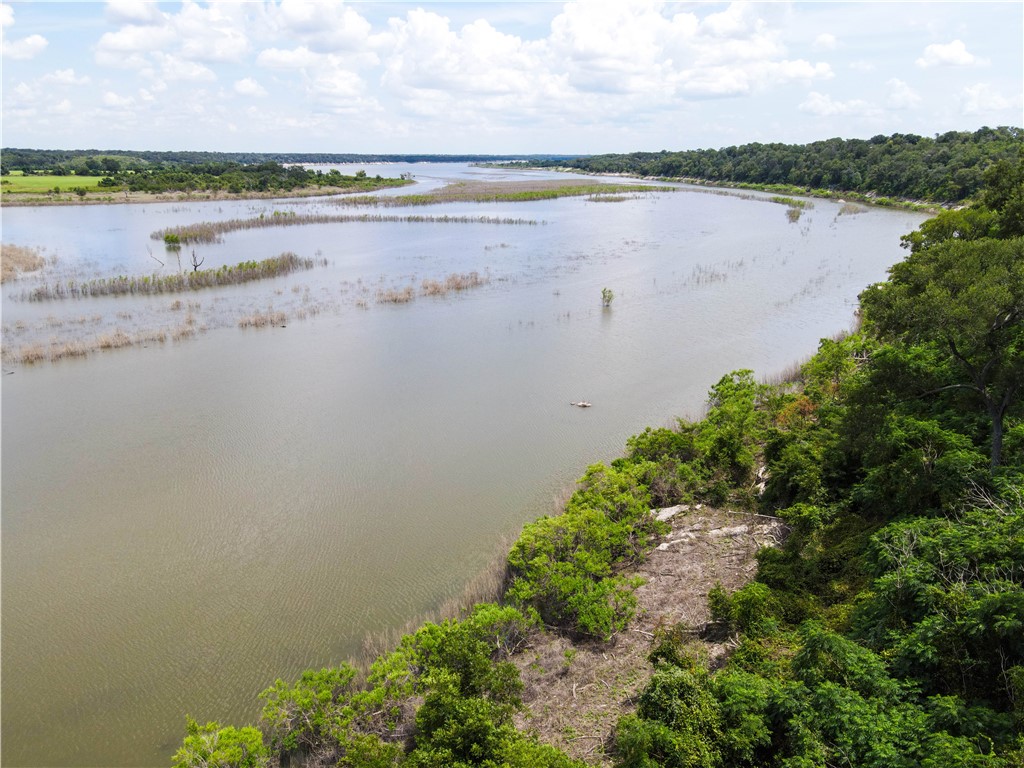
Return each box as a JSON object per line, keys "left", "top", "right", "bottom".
{"left": 238, "top": 309, "right": 287, "bottom": 328}
{"left": 1, "top": 244, "right": 45, "bottom": 282}
{"left": 376, "top": 286, "right": 416, "bottom": 304}
{"left": 97, "top": 330, "right": 133, "bottom": 349}
{"left": 420, "top": 271, "right": 488, "bottom": 296}
{"left": 838, "top": 202, "right": 866, "bottom": 216}
{"left": 4, "top": 324, "right": 192, "bottom": 364}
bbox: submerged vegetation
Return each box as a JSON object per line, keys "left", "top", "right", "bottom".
{"left": 23, "top": 252, "right": 315, "bottom": 301}
{"left": 168, "top": 161, "right": 1024, "bottom": 767}
{"left": 377, "top": 272, "right": 490, "bottom": 304}
{"left": 0, "top": 243, "right": 45, "bottom": 282}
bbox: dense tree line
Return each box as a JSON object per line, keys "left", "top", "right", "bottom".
{"left": 0, "top": 149, "right": 575, "bottom": 176}
{"left": 535, "top": 126, "right": 1023, "bottom": 203}
{"left": 89, "top": 161, "right": 410, "bottom": 194}
{"left": 170, "top": 160, "right": 1022, "bottom": 767}
{"left": 613, "top": 157, "right": 1023, "bottom": 767}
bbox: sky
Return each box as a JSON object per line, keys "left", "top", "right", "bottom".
{"left": 1, "top": 1, "right": 1022, "bottom": 154}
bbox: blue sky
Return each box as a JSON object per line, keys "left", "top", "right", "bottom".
{"left": 2, "top": 1, "right": 1021, "bottom": 153}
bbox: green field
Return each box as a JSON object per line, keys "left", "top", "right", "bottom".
{"left": 1, "top": 173, "right": 106, "bottom": 194}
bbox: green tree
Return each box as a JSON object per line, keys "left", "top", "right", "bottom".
{"left": 860, "top": 237, "right": 1024, "bottom": 469}
{"left": 172, "top": 717, "right": 268, "bottom": 768}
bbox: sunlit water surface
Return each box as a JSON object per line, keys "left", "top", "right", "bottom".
{"left": 1, "top": 165, "right": 926, "bottom": 766}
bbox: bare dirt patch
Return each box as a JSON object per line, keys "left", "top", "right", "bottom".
{"left": 512, "top": 507, "right": 787, "bottom": 765}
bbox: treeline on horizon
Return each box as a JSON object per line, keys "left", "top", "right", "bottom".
{"left": 170, "top": 161, "right": 1023, "bottom": 767}
{"left": 537, "top": 125, "right": 1023, "bottom": 204}
{"left": 0, "top": 149, "right": 577, "bottom": 175}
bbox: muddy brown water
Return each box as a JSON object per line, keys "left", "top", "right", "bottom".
{"left": 1, "top": 164, "right": 927, "bottom": 766}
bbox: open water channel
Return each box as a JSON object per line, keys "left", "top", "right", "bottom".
{"left": 1, "top": 164, "right": 927, "bottom": 766}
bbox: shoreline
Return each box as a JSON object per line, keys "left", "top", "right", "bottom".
{"left": 493, "top": 164, "right": 945, "bottom": 214}
{"left": 0, "top": 182, "right": 414, "bottom": 208}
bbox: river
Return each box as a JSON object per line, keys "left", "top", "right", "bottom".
{"left": 0, "top": 164, "right": 926, "bottom": 766}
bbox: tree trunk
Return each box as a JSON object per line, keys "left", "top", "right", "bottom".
{"left": 990, "top": 406, "right": 1003, "bottom": 471}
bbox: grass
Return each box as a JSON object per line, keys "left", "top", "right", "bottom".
{"left": 378, "top": 272, "right": 490, "bottom": 304}
{"left": 1, "top": 173, "right": 106, "bottom": 194}
{"left": 770, "top": 195, "right": 813, "bottom": 209}
{"left": 376, "top": 286, "right": 416, "bottom": 304}
{"left": 23, "top": 252, "right": 316, "bottom": 301}
{"left": 327, "top": 180, "right": 676, "bottom": 208}
{"left": 1, "top": 244, "right": 46, "bottom": 282}
{"left": 4, "top": 324, "right": 194, "bottom": 365}
{"left": 420, "top": 271, "right": 488, "bottom": 295}
{"left": 837, "top": 202, "right": 866, "bottom": 215}
{"left": 151, "top": 213, "right": 539, "bottom": 245}
{"left": 238, "top": 309, "right": 287, "bottom": 328}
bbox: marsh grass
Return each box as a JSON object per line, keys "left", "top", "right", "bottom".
{"left": 328, "top": 180, "right": 675, "bottom": 209}
{"left": 786, "top": 207, "right": 803, "bottom": 223}
{"left": 24, "top": 252, "right": 314, "bottom": 301}
{"left": 420, "top": 271, "right": 488, "bottom": 296}
{"left": 238, "top": 309, "right": 287, "bottom": 328}
{"left": 1, "top": 244, "right": 46, "bottom": 282}
{"left": 838, "top": 202, "right": 866, "bottom": 216}
{"left": 152, "top": 213, "right": 539, "bottom": 245}
{"left": 588, "top": 194, "right": 634, "bottom": 203}
{"left": 5, "top": 323, "right": 194, "bottom": 364}
{"left": 770, "top": 196, "right": 813, "bottom": 209}
{"left": 376, "top": 286, "right": 416, "bottom": 304}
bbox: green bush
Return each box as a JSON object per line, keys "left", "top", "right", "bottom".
{"left": 172, "top": 717, "right": 269, "bottom": 768}
{"left": 506, "top": 462, "right": 663, "bottom": 638}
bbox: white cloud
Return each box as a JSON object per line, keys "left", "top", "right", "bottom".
{"left": 102, "top": 91, "right": 134, "bottom": 108}
{"left": 812, "top": 33, "right": 837, "bottom": 51}
{"left": 384, "top": 11, "right": 542, "bottom": 98}
{"left": 105, "top": 0, "right": 164, "bottom": 26}
{"left": 234, "top": 77, "right": 267, "bottom": 97}
{"left": 257, "top": 45, "right": 321, "bottom": 69}
{"left": 174, "top": 1, "right": 250, "bottom": 62}
{"left": 959, "top": 83, "right": 1017, "bottom": 115}
{"left": 150, "top": 52, "right": 217, "bottom": 82}
{"left": 916, "top": 39, "right": 981, "bottom": 68}
{"left": 799, "top": 91, "right": 878, "bottom": 117}
{"left": 3, "top": 32, "right": 47, "bottom": 59}
{"left": 885, "top": 78, "right": 921, "bottom": 109}
{"left": 96, "top": 0, "right": 250, "bottom": 73}
{"left": 269, "top": 0, "right": 373, "bottom": 53}
{"left": 1, "top": 3, "right": 47, "bottom": 60}
{"left": 41, "top": 69, "right": 91, "bottom": 86}
{"left": 95, "top": 24, "right": 177, "bottom": 68}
